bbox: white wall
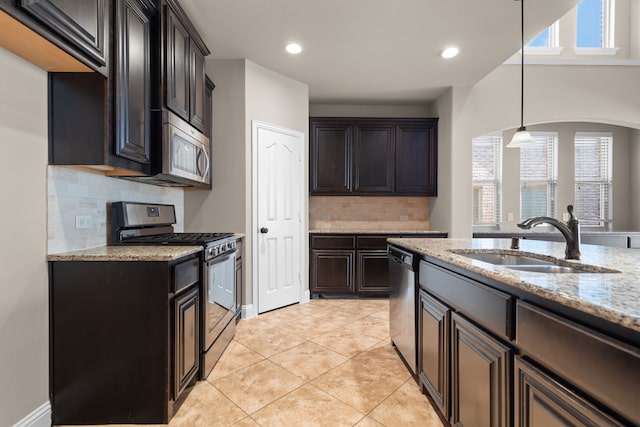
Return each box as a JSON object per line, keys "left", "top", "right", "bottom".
{"left": 185, "top": 59, "right": 309, "bottom": 312}
{"left": 0, "top": 48, "right": 49, "bottom": 426}
{"left": 437, "top": 63, "right": 640, "bottom": 236}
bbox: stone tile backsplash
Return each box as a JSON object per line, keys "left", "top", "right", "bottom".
{"left": 309, "top": 196, "right": 430, "bottom": 231}
{"left": 47, "top": 166, "right": 183, "bottom": 254}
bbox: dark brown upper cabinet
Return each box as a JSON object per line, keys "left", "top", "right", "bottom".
{"left": 48, "top": 0, "right": 155, "bottom": 175}
{"left": 114, "top": 0, "right": 154, "bottom": 165}
{"left": 354, "top": 122, "right": 395, "bottom": 193}
{"left": 162, "top": 0, "right": 209, "bottom": 133}
{"left": 310, "top": 117, "right": 438, "bottom": 196}
{"left": 310, "top": 120, "right": 353, "bottom": 194}
{"left": 21, "top": 0, "right": 107, "bottom": 67}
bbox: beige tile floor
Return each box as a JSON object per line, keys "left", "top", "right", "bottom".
{"left": 70, "top": 298, "right": 445, "bottom": 427}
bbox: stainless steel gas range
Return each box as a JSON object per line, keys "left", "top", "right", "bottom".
{"left": 111, "top": 201, "right": 238, "bottom": 379}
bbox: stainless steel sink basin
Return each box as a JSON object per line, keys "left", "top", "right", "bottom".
{"left": 460, "top": 253, "right": 555, "bottom": 266}
{"left": 451, "top": 250, "right": 620, "bottom": 274}
{"left": 506, "top": 265, "right": 582, "bottom": 274}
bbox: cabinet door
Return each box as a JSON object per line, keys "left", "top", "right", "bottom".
{"left": 514, "top": 357, "right": 624, "bottom": 427}
{"left": 419, "top": 290, "right": 450, "bottom": 419}
{"left": 310, "top": 249, "right": 355, "bottom": 294}
{"left": 451, "top": 313, "right": 511, "bottom": 427}
{"left": 396, "top": 122, "right": 437, "bottom": 195}
{"left": 310, "top": 120, "right": 353, "bottom": 194}
{"left": 174, "top": 286, "right": 199, "bottom": 399}
{"left": 189, "top": 42, "right": 206, "bottom": 132}
{"left": 21, "top": 0, "right": 106, "bottom": 65}
{"left": 165, "top": 6, "right": 190, "bottom": 121}
{"left": 357, "top": 250, "right": 390, "bottom": 295}
{"left": 114, "top": 0, "right": 152, "bottom": 164}
{"left": 354, "top": 122, "right": 394, "bottom": 193}
{"left": 204, "top": 75, "right": 214, "bottom": 141}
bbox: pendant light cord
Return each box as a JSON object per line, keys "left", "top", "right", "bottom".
{"left": 520, "top": 0, "right": 525, "bottom": 130}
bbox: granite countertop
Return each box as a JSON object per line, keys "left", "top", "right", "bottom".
{"left": 474, "top": 229, "right": 640, "bottom": 237}
{"left": 387, "top": 237, "right": 640, "bottom": 333}
{"left": 47, "top": 245, "right": 203, "bottom": 262}
{"left": 309, "top": 229, "right": 448, "bottom": 235}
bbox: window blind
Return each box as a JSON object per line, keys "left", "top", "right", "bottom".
{"left": 575, "top": 132, "right": 612, "bottom": 227}
{"left": 520, "top": 133, "right": 558, "bottom": 220}
{"left": 472, "top": 135, "right": 502, "bottom": 226}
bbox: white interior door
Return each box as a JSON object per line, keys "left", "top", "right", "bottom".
{"left": 254, "top": 121, "right": 304, "bottom": 314}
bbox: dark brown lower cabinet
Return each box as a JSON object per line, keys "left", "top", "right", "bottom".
{"left": 310, "top": 233, "right": 446, "bottom": 297}
{"left": 419, "top": 290, "right": 450, "bottom": 418}
{"left": 514, "top": 357, "right": 624, "bottom": 427}
{"left": 49, "top": 254, "right": 200, "bottom": 425}
{"left": 310, "top": 249, "right": 355, "bottom": 294}
{"left": 174, "top": 286, "right": 199, "bottom": 398}
{"left": 451, "top": 313, "right": 512, "bottom": 427}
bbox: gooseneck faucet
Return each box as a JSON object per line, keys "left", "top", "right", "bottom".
{"left": 517, "top": 205, "right": 581, "bottom": 260}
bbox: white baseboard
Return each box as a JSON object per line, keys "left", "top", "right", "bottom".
{"left": 242, "top": 303, "right": 257, "bottom": 319}
{"left": 301, "top": 290, "right": 310, "bottom": 304}
{"left": 13, "top": 401, "right": 50, "bottom": 427}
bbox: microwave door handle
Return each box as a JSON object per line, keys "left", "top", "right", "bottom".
{"left": 201, "top": 147, "right": 210, "bottom": 179}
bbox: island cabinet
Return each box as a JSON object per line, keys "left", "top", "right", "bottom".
{"left": 48, "top": 0, "right": 156, "bottom": 176}
{"left": 160, "top": 0, "right": 209, "bottom": 133}
{"left": 418, "top": 261, "right": 513, "bottom": 426}
{"left": 310, "top": 233, "right": 446, "bottom": 297}
{"left": 49, "top": 253, "right": 201, "bottom": 425}
{"left": 414, "top": 256, "right": 639, "bottom": 427}
{"left": 310, "top": 117, "right": 438, "bottom": 196}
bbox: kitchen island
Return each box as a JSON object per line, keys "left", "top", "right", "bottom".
{"left": 387, "top": 237, "right": 640, "bottom": 427}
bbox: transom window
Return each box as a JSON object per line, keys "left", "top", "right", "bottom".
{"left": 472, "top": 134, "right": 502, "bottom": 227}
{"left": 526, "top": 21, "right": 559, "bottom": 48}
{"left": 576, "top": 0, "right": 615, "bottom": 48}
{"left": 574, "top": 132, "right": 612, "bottom": 228}
{"left": 520, "top": 133, "right": 558, "bottom": 220}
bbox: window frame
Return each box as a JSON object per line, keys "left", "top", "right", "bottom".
{"left": 525, "top": 21, "right": 564, "bottom": 55}
{"left": 575, "top": 0, "right": 618, "bottom": 55}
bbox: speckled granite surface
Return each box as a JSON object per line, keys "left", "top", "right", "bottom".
{"left": 388, "top": 238, "right": 640, "bottom": 333}
{"left": 310, "top": 229, "right": 448, "bottom": 235}
{"left": 47, "top": 245, "right": 203, "bottom": 261}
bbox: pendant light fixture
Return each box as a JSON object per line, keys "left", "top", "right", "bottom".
{"left": 507, "top": 0, "right": 537, "bottom": 148}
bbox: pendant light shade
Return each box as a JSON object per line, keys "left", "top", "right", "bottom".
{"left": 506, "top": 0, "right": 538, "bottom": 148}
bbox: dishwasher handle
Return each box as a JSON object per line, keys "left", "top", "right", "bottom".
{"left": 388, "top": 246, "right": 414, "bottom": 268}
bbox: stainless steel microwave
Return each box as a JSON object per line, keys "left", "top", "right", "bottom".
{"left": 124, "top": 110, "right": 211, "bottom": 187}
{"left": 161, "top": 110, "right": 210, "bottom": 186}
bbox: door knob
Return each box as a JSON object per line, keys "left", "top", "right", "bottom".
{"left": 260, "top": 227, "right": 269, "bottom": 234}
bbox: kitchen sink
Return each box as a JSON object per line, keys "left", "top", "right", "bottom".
{"left": 459, "top": 253, "right": 556, "bottom": 266}
{"left": 450, "top": 250, "right": 620, "bottom": 274}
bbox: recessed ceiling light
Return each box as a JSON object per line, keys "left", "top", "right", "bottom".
{"left": 441, "top": 47, "right": 460, "bottom": 59}
{"left": 286, "top": 43, "right": 303, "bottom": 54}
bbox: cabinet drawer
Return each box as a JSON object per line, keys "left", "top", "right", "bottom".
{"left": 516, "top": 301, "right": 640, "bottom": 424}
{"left": 357, "top": 236, "right": 389, "bottom": 249}
{"left": 173, "top": 257, "right": 200, "bottom": 293}
{"left": 419, "top": 261, "right": 513, "bottom": 340}
{"left": 311, "top": 235, "right": 356, "bottom": 249}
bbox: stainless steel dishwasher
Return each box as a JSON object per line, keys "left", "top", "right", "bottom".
{"left": 389, "top": 245, "right": 416, "bottom": 374}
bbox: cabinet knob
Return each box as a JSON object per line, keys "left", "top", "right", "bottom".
{"left": 260, "top": 227, "right": 269, "bottom": 234}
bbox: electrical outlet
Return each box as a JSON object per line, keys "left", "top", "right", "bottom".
{"left": 400, "top": 215, "right": 409, "bottom": 221}
{"left": 75, "top": 215, "right": 93, "bottom": 229}
{"left": 562, "top": 213, "right": 570, "bottom": 222}
{"left": 507, "top": 212, "right": 514, "bottom": 222}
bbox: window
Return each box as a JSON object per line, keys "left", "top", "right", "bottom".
{"left": 520, "top": 133, "right": 558, "bottom": 220}
{"left": 527, "top": 21, "right": 559, "bottom": 48}
{"left": 472, "top": 134, "right": 502, "bottom": 227}
{"left": 576, "top": 0, "right": 615, "bottom": 48}
{"left": 574, "top": 132, "right": 612, "bottom": 227}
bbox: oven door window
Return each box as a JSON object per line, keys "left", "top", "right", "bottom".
{"left": 207, "top": 253, "right": 236, "bottom": 327}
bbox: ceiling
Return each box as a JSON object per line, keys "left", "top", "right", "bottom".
{"left": 182, "top": 0, "right": 579, "bottom": 104}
